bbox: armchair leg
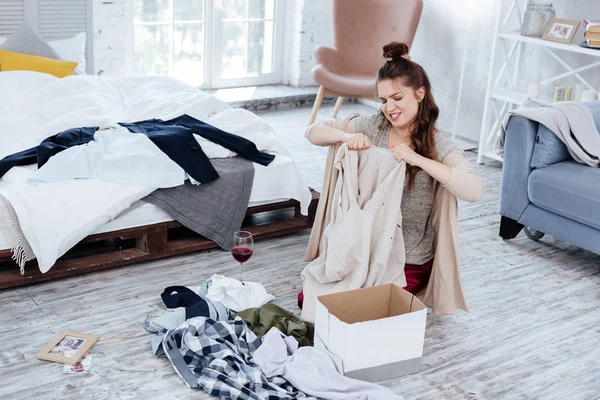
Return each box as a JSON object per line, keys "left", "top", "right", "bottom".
{"left": 309, "top": 86, "right": 326, "bottom": 125}
{"left": 499, "top": 216, "right": 524, "bottom": 240}
{"left": 332, "top": 97, "right": 344, "bottom": 118}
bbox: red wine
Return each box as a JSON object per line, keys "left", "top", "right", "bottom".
{"left": 232, "top": 247, "right": 253, "bottom": 263}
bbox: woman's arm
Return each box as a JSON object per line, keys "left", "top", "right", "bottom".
{"left": 305, "top": 116, "right": 376, "bottom": 149}
{"left": 305, "top": 120, "right": 354, "bottom": 146}
{"left": 306, "top": 117, "right": 374, "bottom": 149}
{"left": 438, "top": 151, "right": 483, "bottom": 202}
{"left": 415, "top": 156, "right": 452, "bottom": 188}
{"left": 392, "top": 145, "right": 483, "bottom": 202}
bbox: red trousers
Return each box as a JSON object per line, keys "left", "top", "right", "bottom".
{"left": 403, "top": 258, "right": 434, "bottom": 295}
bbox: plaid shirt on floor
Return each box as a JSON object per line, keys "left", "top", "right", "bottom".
{"left": 162, "top": 316, "right": 318, "bottom": 400}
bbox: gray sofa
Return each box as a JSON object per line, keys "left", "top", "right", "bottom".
{"left": 499, "top": 100, "right": 600, "bottom": 254}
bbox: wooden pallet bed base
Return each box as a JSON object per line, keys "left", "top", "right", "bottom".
{"left": 0, "top": 190, "right": 319, "bottom": 289}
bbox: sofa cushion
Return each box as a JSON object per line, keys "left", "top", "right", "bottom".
{"left": 530, "top": 100, "right": 600, "bottom": 169}
{"left": 528, "top": 161, "right": 600, "bottom": 230}
{"left": 530, "top": 124, "right": 571, "bottom": 168}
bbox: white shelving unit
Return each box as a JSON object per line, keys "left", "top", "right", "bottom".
{"left": 477, "top": 0, "right": 600, "bottom": 164}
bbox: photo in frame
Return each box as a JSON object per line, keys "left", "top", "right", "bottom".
{"left": 542, "top": 18, "right": 580, "bottom": 44}
{"left": 36, "top": 330, "right": 99, "bottom": 365}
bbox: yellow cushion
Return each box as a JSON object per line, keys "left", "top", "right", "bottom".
{"left": 0, "top": 50, "right": 77, "bottom": 78}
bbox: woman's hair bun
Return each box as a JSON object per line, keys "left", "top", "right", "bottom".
{"left": 382, "top": 42, "right": 409, "bottom": 60}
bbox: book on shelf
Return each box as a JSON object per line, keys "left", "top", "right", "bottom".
{"left": 587, "top": 39, "right": 600, "bottom": 48}
{"left": 553, "top": 86, "right": 564, "bottom": 102}
{"left": 565, "top": 87, "right": 572, "bottom": 101}
{"left": 553, "top": 86, "right": 573, "bottom": 102}
{"left": 584, "top": 31, "right": 600, "bottom": 40}
{"left": 583, "top": 19, "right": 600, "bottom": 33}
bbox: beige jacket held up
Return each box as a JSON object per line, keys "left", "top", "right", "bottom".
{"left": 301, "top": 145, "right": 408, "bottom": 322}
{"left": 304, "top": 143, "right": 469, "bottom": 317}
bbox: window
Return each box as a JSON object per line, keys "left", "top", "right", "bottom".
{"left": 132, "top": 0, "right": 283, "bottom": 89}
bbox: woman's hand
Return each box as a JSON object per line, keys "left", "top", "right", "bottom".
{"left": 391, "top": 144, "right": 423, "bottom": 166}
{"left": 346, "top": 133, "right": 372, "bottom": 150}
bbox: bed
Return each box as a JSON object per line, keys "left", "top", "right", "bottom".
{"left": 0, "top": 71, "right": 318, "bottom": 288}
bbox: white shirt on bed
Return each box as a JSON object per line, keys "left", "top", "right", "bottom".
{"left": 29, "top": 126, "right": 199, "bottom": 188}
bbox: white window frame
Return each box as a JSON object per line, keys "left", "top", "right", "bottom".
{"left": 129, "top": 0, "right": 285, "bottom": 89}
{"left": 208, "top": 0, "right": 285, "bottom": 89}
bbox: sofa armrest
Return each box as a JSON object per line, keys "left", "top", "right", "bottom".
{"left": 499, "top": 116, "right": 539, "bottom": 221}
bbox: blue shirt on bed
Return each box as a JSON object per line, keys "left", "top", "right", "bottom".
{"left": 29, "top": 126, "right": 192, "bottom": 188}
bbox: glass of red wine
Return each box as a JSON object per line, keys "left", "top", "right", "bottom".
{"left": 232, "top": 231, "right": 254, "bottom": 282}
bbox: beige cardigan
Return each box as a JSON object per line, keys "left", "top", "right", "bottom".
{"left": 304, "top": 118, "right": 479, "bottom": 315}
{"left": 301, "top": 145, "right": 409, "bottom": 322}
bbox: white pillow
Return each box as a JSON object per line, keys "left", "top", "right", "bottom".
{"left": 0, "top": 32, "right": 87, "bottom": 75}
{"left": 48, "top": 33, "right": 87, "bottom": 75}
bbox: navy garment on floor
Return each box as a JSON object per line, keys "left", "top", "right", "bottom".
{"left": 119, "top": 114, "right": 274, "bottom": 183}
{"left": 161, "top": 286, "right": 231, "bottom": 321}
{"left": 0, "top": 114, "right": 275, "bottom": 182}
{"left": 0, "top": 127, "right": 98, "bottom": 178}
{"left": 161, "top": 286, "right": 203, "bottom": 308}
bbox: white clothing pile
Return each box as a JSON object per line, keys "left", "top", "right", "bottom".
{"left": 205, "top": 274, "right": 275, "bottom": 312}
{"left": 254, "top": 328, "right": 404, "bottom": 400}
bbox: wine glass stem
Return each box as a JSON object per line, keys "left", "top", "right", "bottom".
{"left": 239, "top": 262, "right": 243, "bottom": 282}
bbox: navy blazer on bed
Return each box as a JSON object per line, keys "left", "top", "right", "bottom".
{"left": 0, "top": 126, "right": 99, "bottom": 179}
{"left": 119, "top": 114, "right": 274, "bottom": 183}
{"left": 0, "top": 114, "right": 275, "bottom": 182}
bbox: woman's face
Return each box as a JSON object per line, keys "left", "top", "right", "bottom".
{"left": 377, "top": 79, "right": 424, "bottom": 131}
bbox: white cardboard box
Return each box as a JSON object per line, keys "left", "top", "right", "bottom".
{"left": 314, "top": 283, "right": 427, "bottom": 382}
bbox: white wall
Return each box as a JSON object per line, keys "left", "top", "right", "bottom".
{"left": 408, "top": 0, "right": 475, "bottom": 139}
{"left": 281, "top": 0, "right": 303, "bottom": 86}
{"left": 92, "top": 0, "right": 128, "bottom": 76}
{"left": 284, "top": 0, "right": 333, "bottom": 86}
{"left": 92, "top": 0, "right": 600, "bottom": 143}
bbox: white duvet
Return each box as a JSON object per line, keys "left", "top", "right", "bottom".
{"left": 0, "top": 71, "right": 310, "bottom": 273}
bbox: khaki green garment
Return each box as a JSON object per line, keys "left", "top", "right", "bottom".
{"left": 233, "top": 303, "right": 314, "bottom": 347}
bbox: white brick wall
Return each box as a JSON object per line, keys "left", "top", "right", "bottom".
{"left": 92, "top": 0, "right": 128, "bottom": 76}
{"left": 292, "top": 0, "right": 332, "bottom": 87}
{"left": 281, "top": 0, "right": 303, "bottom": 86}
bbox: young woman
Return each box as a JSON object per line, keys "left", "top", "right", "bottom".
{"left": 305, "top": 42, "right": 482, "bottom": 295}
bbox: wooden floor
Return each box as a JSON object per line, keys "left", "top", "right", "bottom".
{"left": 1, "top": 104, "right": 599, "bottom": 400}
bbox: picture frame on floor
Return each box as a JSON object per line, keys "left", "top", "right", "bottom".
{"left": 36, "top": 330, "right": 99, "bottom": 365}
{"left": 542, "top": 18, "right": 580, "bottom": 44}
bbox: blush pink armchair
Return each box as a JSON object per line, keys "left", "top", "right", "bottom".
{"left": 309, "top": 0, "right": 423, "bottom": 124}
